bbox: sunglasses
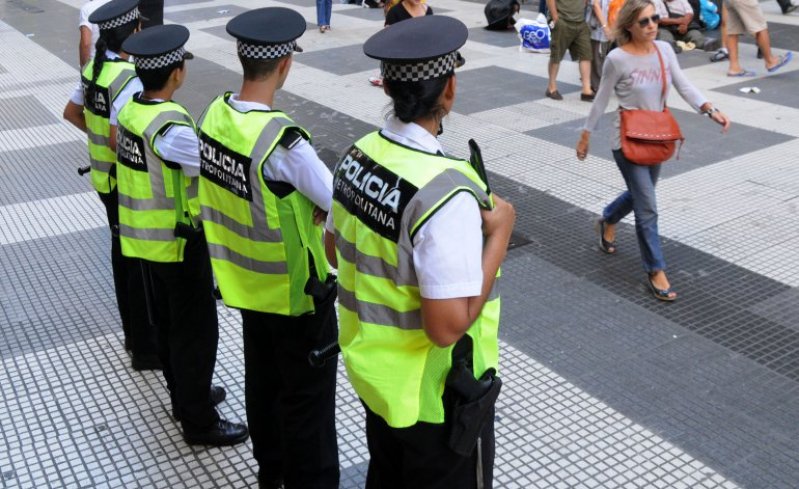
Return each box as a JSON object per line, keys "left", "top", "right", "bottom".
{"left": 637, "top": 14, "right": 661, "bottom": 27}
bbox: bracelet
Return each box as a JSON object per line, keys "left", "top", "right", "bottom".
{"left": 703, "top": 107, "right": 719, "bottom": 117}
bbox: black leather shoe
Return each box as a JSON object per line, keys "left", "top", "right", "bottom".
{"left": 580, "top": 92, "right": 595, "bottom": 102}
{"left": 258, "top": 470, "right": 285, "bottom": 489}
{"left": 173, "top": 385, "right": 227, "bottom": 420}
{"left": 183, "top": 419, "right": 249, "bottom": 447}
{"left": 131, "top": 354, "right": 163, "bottom": 371}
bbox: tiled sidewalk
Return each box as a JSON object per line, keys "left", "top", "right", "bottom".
{"left": 1, "top": 0, "right": 798, "bottom": 487}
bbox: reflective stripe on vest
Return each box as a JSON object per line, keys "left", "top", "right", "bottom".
{"left": 116, "top": 98, "right": 199, "bottom": 263}
{"left": 332, "top": 131, "right": 500, "bottom": 428}
{"left": 198, "top": 93, "right": 327, "bottom": 316}
{"left": 81, "top": 59, "right": 137, "bottom": 194}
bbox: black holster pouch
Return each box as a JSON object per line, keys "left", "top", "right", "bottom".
{"left": 303, "top": 273, "right": 338, "bottom": 340}
{"left": 445, "top": 361, "right": 502, "bottom": 457}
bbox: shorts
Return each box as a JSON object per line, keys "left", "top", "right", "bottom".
{"left": 550, "top": 19, "right": 593, "bottom": 63}
{"left": 725, "top": 0, "right": 767, "bottom": 35}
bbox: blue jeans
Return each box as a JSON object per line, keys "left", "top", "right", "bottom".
{"left": 602, "top": 150, "right": 666, "bottom": 273}
{"left": 316, "top": 0, "right": 332, "bottom": 26}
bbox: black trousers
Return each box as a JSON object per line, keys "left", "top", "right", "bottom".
{"left": 241, "top": 302, "right": 339, "bottom": 489}
{"left": 364, "top": 404, "right": 495, "bottom": 489}
{"left": 97, "top": 191, "right": 158, "bottom": 358}
{"left": 148, "top": 232, "right": 220, "bottom": 430}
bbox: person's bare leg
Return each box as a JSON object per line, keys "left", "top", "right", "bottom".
{"left": 547, "top": 61, "right": 560, "bottom": 93}
{"left": 755, "top": 29, "right": 780, "bottom": 67}
{"left": 727, "top": 33, "right": 742, "bottom": 73}
{"left": 579, "top": 59, "right": 592, "bottom": 94}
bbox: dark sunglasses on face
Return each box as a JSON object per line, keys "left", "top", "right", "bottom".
{"left": 637, "top": 14, "right": 661, "bottom": 27}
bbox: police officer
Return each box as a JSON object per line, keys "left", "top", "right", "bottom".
{"left": 197, "top": 7, "right": 339, "bottom": 488}
{"left": 114, "top": 24, "right": 249, "bottom": 447}
{"left": 324, "top": 16, "right": 516, "bottom": 488}
{"left": 62, "top": 0, "right": 161, "bottom": 371}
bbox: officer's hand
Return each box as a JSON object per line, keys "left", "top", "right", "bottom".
{"left": 481, "top": 194, "right": 516, "bottom": 238}
{"left": 313, "top": 206, "right": 328, "bottom": 226}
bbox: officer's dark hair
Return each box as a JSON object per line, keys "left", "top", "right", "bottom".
{"left": 136, "top": 60, "right": 185, "bottom": 92}
{"left": 383, "top": 75, "right": 451, "bottom": 124}
{"left": 239, "top": 55, "right": 284, "bottom": 81}
{"left": 86, "top": 20, "right": 138, "bottom": 110}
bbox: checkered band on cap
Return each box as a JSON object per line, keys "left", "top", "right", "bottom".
{"left": 381, "top": 52, "right": 457, "bottom": 82}
{"left": 135, "top": 47, "right": 187, "bottom": 70}
{"left": 237, "top": 40, "right": 296, "bottom": 59}
{"left": 98, "top": 7, "right": 139, "bottom": 30}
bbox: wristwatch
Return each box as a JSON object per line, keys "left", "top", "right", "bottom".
{"left": 703, "top": 107, "right": 720, "bottom": 117}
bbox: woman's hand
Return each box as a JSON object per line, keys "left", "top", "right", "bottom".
{"left": 576, "top": 130, "right": 590, "bottom": 160}
{"left": 710, "top": 110, "right": 731, "bottom": 133}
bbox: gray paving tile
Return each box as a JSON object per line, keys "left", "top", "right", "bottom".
{"left": 200, "top": 22, "right": 317, "bottom": 42}
{"left": 166, "top": 0, "right": 213, "bottom": 5}
{"left": 164, "top": 4, "right": 248, "bottom": 23}
{"left": 0, "top": 96, "right": 58, "bottom": 130}
{"left": 454, "top": 66, "right": 580, "bottom": 114}
{"left": 468, "top": 26, "right": 522, "bottom": 47}
{"left": 294, "top": 43, "right": 378, "bottom": 76}
{"left": 525, "top": 107, "right": 795, "bottom": 177}
{"left": 0, "top": 141, "right": 94, "bottom": 205}
{"left": 749, "top": 288, "right": 799, "bottom": 332}
{"left": 713, "top": 67, "right": 799, "bottom": 110}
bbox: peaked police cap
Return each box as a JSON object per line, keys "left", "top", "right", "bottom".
{"left": 122, "top": 24, "right": 194, "bottom": 70}
{"left": 226, "top": 7, "right": 306, "bottom": 59}
{"left": 363, "top": 16, "right": 468, "bottom": 82}
{"left": 89, "top": 0, "right": 139, "bottom": 31}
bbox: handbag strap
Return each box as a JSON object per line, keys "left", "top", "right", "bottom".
{"left": 653, "top": 44, "right": 668, "bottom": 108}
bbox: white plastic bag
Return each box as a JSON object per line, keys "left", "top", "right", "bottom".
{"left": 515, "top": 16, "right": 551, "bottom": 53}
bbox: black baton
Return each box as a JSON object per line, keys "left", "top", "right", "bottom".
{"left": 78, "top": 165, "right": 91, "bottom": 176}
{"left": 308, "top": 342, "right": 340, "bottom": 368}
{"left": 468, "top": 139, "right": 490, "bottom": 194}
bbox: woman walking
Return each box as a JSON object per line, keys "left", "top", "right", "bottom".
{"left": 317, "top": 0, "right": 332, "bottom": 32}
{"left": 576, "top": 0, "right": 730, "bottom": 301}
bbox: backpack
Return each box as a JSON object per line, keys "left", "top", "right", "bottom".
{"left": 485, "top": 0, "right": 520, "bottom": 30}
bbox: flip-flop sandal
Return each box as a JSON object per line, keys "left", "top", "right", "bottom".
{"left": 727, "top": 69, "right": 757, "bottom": 77}
{"left": 647, "top": 276, "right": 677, "bottom": 302}
{"left": 594, "top": 219, "right": 617, "bottom": 254}
{"left": 767, "top": 51, "right": 793, "bottom": 73}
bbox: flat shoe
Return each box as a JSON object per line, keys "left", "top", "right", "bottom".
{"left": 545, "top": 89, "right": 563, "bottom": 101}
{"left": 767, "top": 52, "right": 792, "bottom": 73}
{"left": 647, "top": 276, "right": 677, "bottom": 302}
{"left": 594, "top": 219, "right": 616, "bottom": 254}
{"left": 580, "top": 92, "right": 595, "bottom": 102}
{"left": 709, "top": 49, "right": 729, "bottom": 62}
{"left": 727, "top": 69, "right": 757, "bottom": 77}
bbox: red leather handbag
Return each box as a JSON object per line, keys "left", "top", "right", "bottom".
{"left": 619, "top": 45, "right": 684, "bottom": 165}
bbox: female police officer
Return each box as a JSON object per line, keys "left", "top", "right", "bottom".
{"left": 324, "top": 15, "right": 515, "bottom": 489}
{"left": 62, "top": 0, "right": 160, "bottom": 370}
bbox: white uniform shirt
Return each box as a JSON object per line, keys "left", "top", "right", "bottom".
{"left": 226, "top": 94, "right": 334, "bottom": 211}
{"left": 136, "top": 97, "right": 201, "bottom": 177}
{"left": 70, "top": 51, "right": 143, "bottom": 126}
{"left": 79, "top": 0, "right": 113, "bottom": 61}
{"left": 326, "top": 117, "right": 483, "bottom": 300}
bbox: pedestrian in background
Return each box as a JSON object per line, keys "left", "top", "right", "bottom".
{"left": 545, "top": 0, "right": 595, "bottom": 101}
{"left": 317, "top": 0, "right": 332, "bottom": 32}
{"left": 724, "top": 0, "right": 792, "bottom": 76}
{"left": 587, "top": 0, "right": 612, "bottom": 93}
{"left": 576, "top": 0, "right": 730, "bottom": 301}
